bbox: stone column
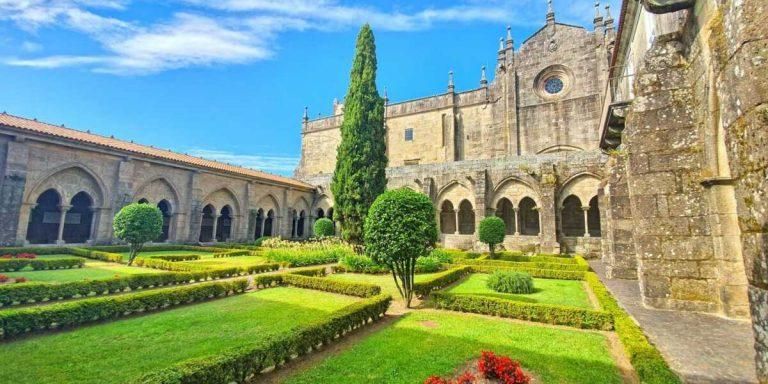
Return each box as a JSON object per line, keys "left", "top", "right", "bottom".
{"left": 513, "top": 207, "right": 520, "bottom": 236}
{"left": 537, "top": 177, "right": 559, "bottom": 254}
{"left": 453, "top": 210, "right": 459, "bottom": 235}
{"left": 16, "top": 203, "right": 35, "bottom": 245}
{"left": 56, "top": 205, "right": 72, "bottom": 245}
{"left": 582, "top": 206, "right": 591, "bottom": 237}
{"left": 260, "top": 218, "right": 266, "bottom": 238}
{"left": 210, "top": 214, "right": 219, "bottom": 243}
{"left": 169, "top": 213, "right": 181, "bottom": 242}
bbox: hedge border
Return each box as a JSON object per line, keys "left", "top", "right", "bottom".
{"left": 133, "top": 293, "right": 392, "bottom": 384}
{"left": 431, "top": 292, "right": 613, "bottom": 330}
{"left": 585, "top": 272, "right": 681, "bottom": 384}
{"left": 413, "top": 266, "right": 473, "bottom": 297}
{"left": 459, "top": 264, "right": 587, "bottom": 280}
{"left": 0, "top": 279, "right": 249, "bottom": 339}
{"left": 455, "top": 258, "right": 589, "bottom": 272}
{"left": 213, "top": 250, "right": 251, "bottom": 258}
{"left": 0, "top": 263, "right": 280, "bottom": 307}
{"left": 0, "top": 257, "right": 85, "bottom": 272}
{"left": 252, "top": 273, "right": 381, "bottom": 298}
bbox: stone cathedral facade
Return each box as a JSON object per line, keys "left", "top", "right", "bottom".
{"left": 296, "top": 4, "right": 617, "bottom": 256}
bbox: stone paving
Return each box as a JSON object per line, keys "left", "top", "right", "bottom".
{"left": 590, "top": 260, "right": 759, "bottom": 384}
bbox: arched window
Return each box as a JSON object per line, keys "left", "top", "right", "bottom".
{"left": 63, "top": 191, "right": 94, "bottom": 243}
{"left": 495, "top": 198, "right": 515, "bottom": 235}
{"left": 217, "top": 205, "right": 233, "bottom": 242}
{"left": 327, "top": 208, "right": 334, "bottom": 221}
{"left": 254, "top": 208, "right": 265, "bottom": 238}
{"left": 138, "top": 198, "right": 149, "bottom": 204}
{"left": 561, "top": 195, "right": 584, "bottom": 237}
{"left": 519, "top": 197, "right": 540, "bottom": 235}
{"left": 199, "top": 205, "right": 215, "bottom": 242}
{"left": 297, "top": 210, "right": 306, "bottom": 237}
{"left": 264, "top": 209, "right": 275, "bottom": 236}
{"left": 440, "top": 201, "right": 456, "bottom": 234}
{"left": 157, "top": 200, "right": 172, "bottom": 242}
{"left": 588, "top": 196, "right": 601, "bottom": 237}
{"left": 316, "top": 208, "right": 325, "bottom": 219}
{"left": 458, "top": 200, "right": 475, "bottom": 235}
{"left": 26, "top": 189, "right": 62, "bottom": 244}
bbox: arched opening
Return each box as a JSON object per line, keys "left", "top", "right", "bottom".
{"left": 290, "top": 209, "right": 298, "bottom": 237}
{"left": 264, "top": 209, "right": 275, "bottom": 236}
{"left": 316, "top": 208, "right": 325, "bottom": 219}
{"left": 26, "top": 189, "right": 62, "bottom": 244}
{"left": 561, "top": 195, "right": 584, "bottom": 237}
{"left": 254, "top": 208, "right": 265, "bottom": 238}
{"left": 495, "top": 198, "right": 515, "bottom": 235}
{"left": 199, "top": 205, "right": 215, "bottom": 242}
{"left": 439, "top": 200, "right": 456, "bottom": 234}
{"left": 297, "top": 210, "right": 306, "bottom": 237}
{"left": 458, "top": 200, "right": 475, "bottom": 235}
{"left": 63, "top": 191, "right": 94, "bottom": 243}
{"left": 217, "top": 205, "right": 233, "bottom": 242}
{"left": 588, "top": 196, "right": 601, "bottom": 237}
{"left": 138, "top": 198, "right": 149, "bottom": 204}
{"left": 519, "top": 197, "right": 540, "bottom": 235}
{"left": 327, "top": 207, "right": 334, "bottom": 221}
{"left": 157, "top": 200, "right": 172, "bottom": 242}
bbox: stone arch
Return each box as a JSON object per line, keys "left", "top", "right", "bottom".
{"left": 63, "top": 191, "right": 94, "bottom": 243}
{"left": 216, "top": 205, "right": 233, "bottom": 242}
{"left": 255, "top": 193, "right": 281, "bottom": 213}
{"left": 458, "top": 199, "right": 475, "bottom": 235}
{"left": 157, "top": 199, "right": 172, "bottom": 242}
{"left": 561, "top": 195, "right": 584, "bottom": 237}
{"left": 558, "top": 173, "right": 601, "bottom": 208}
{"left": 263, "top": 209, "right": 276, "bottom": 236}
{"left": 313, "top": 194, "right": 333, "bottom": 215}
{"left": 202, "top": 187, "right": 241, "bottom": 217}
{"left": 25, "top": 188, "right": 62, "bottom": 244}
{"left": 492, "top": 177, "right": 540, "bottom": 208}
{"left": 536, "top": 144, "right": 584, "bottom": 154}
{"left": 587, "top": 196, "right": 601, "bottom": 237}
{"left": 439, "top": 200, "right": 457, "bottom": 234}
{"left": 25, "top": 163, "right": 107, "bottom": 208}
{"left": 519, "top": 197, "right": 540, "bottom": 235}
{"left": 495, "top": 197, "right": 516, "bottom": 235}
{"left": 199, "top": 204, "right": 216, "bottom": 242}
{"left": 133, "top": 177, "right": 181, "bottom": 209}
{"left": 436, "top": 180, "right": 474, "bottom": 211}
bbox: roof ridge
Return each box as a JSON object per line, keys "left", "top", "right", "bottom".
{"left": 0, "top": 112, "right": 313, "bottom": 190}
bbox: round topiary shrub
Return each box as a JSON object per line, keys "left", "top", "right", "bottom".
{"left": 313, "top": 217, "right": 335, "bottom": 237}
{"left": 479, "top": 216, "right": 506, "bottom": 258}
{"left": 486, "top": 270, "right": 534, "bottom": 294}
{"left": 113, "top": 203, "right": 163, "bottom": 266}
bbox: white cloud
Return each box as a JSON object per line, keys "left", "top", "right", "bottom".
{"left": 21, "top": 41, "right": 42, "bottom": 52}
{"left": 1, "top": 0, "right": 614, "bottom": 74}
{"left": 187, "top": 148, "right": 299, "bottom": 175}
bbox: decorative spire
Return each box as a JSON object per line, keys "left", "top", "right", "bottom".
{"left": 480, "top": 65, "right": 487, "bottom": 86}
{"left": 506, "top": 26, "right": 514, "bottom": 49}
{"left": 302, "top": 106, "right": 309, "bottom": 122}
{"left": 498, "top": 37, "right": 505, "bottom": 52}
{"left": 383, "top": 86, "right": 389, "bottom": 104}
{"left": 594, "top": 0, "right": 602, "bottom": 20}
{"left": 546, "top": 0, "right": 555, "bottom": 23}
{"left": 605, "top": 4, "right": 613, "bottom": 22}
{"left": 448, "top": 70, "right": 455, "bottom": 93}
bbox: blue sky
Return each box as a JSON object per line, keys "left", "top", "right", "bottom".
{"left": 0, "top": 0, "right": 619, "bottom": 176}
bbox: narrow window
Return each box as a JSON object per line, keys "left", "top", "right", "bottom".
{"left": 404, "top": 128, "right": 414, "bottom": 141}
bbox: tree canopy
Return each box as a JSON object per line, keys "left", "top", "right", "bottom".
{"left": 113, "top": 203, "right": 163, "bottom": 265}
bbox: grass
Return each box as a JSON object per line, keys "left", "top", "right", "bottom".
{"left": 182, "top": 255, "right": 268, "bottom": 268}
{"left": 4, "top": 260, "right": 164, "bottom": 283}
{"left": 119, "top": 250, "right": 214, "bottom": 261}
{"left": 446, "top": 273, "right": 593, "bottom": 309}
{"left": 283, "top": 310, "right": 622, "bottom": 384}
{"left": 0, "top": 287, "right": 359, "bottom": 384}
{"left": 327, "top": 272, "right": 445, "bottom": 298}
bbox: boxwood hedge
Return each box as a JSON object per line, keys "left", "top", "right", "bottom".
{"left": 0, "top": 257, "right": 85, "bottom": 272}
{"left": 252, "top": 273, "right": 381, "bottom": 298}
{"left": 0, "top": 279, "right": 249, "bottom": 339}
{"left": 413, "top": 266, "right": 472, "bottom": 297}
{"left": 133, "top": 294, "right": 392, "bottom": 384}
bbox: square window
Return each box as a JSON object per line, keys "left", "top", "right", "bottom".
{"left": 404, "top": 128, "right": 414, "bottom": 141}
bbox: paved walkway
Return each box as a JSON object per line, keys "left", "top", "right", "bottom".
{"left": 590, "top": 261, "right": 759, "bottom": 384}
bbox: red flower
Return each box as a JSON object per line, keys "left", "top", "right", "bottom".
{"left": 0, "top": 274, "right": 8, "bottom": 283}
{"left": 424, "top": 376, "right": 450, "bottom": 384}
{"left": 478, "top": 350, "right": 530, "bottom": 384}
{"left": 16, "top": 253, "right": 37, "bottom": 259}
{"left": 1, "top": 254, "right": 12, "bottom": 259}
{"left": 455, "top": 371, "right": 475, "bottom": 384}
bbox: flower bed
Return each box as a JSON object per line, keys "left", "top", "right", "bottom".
{"left": 133, "top": 293, "right": 392, "bottom": 384}
{"left": 0, "top": 279, "right": 249, "bottom": 339}
{"left": 425, "top": 351, "right": 530, "bottom": 384}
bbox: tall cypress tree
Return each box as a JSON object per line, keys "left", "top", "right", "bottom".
{"left": 331, "top": 24, "right": 387, "bottom": 245}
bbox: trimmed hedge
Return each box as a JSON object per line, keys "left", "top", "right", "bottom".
{"left": 133, "top": 293, "right": 392, "bottom": 384}
{"left": 497, "top": 253, "right": 579, "bottom": 265}
{"left": 66, "top": 247, "right": 124, "bottom": 263}
{"left": 0, "top": 279, "right": 248, "bottom": 339}
{"left": 585, "top": 273, "right": 681, "bottom": 383}
{"left": 462, "top": 264, "right": 587, "bottom": 280}
{"left": 413, "top": 266, "right": 472, "bottom": 297}
{"left": 251, "top": 273, "right": 381, "bottom": 298}
{"left": 213, "top": 250, "right": 251, "bottom": 258}
{"left": 0, "top": 247, "right": 74, "bottom": 256}
{"left": 288, "top": 267, "right": 328, "bottom": 277}
{"left": 0, "top": 257, "right": 85, "bottom": 272}
{"left": 0, "top": 263, "right": 280, "bottom": 307}
{"left": 455, "top": 258, "right": 588, "bottom": 272}
{"left": 133, "top": 257, "right": 205, "bottom": 272}
{"left": 150, "top": 255, "right": 201, "bottom": 262}
{"left": 432, "top": 292, "right": 613, "bottom": 330}
{"left": 263, "top": 247, "right": 352, "bottom": 267}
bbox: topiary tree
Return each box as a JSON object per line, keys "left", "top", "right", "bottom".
{"left": 113, "top": 203, "right": 163, "bottom": 266}
{"left": 313, "top": 217, "right": 335, "bottom": 237}
{"left": 479, "top": 216, "right": 506, "bottom": 258}
{"left": 331, "top": 24, "right": 387, "bottom": 245}
{"left": 365, "top": 188, "right": 437, "bottom": 307}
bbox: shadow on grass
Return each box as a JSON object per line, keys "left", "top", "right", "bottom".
{"left": 282, "top": 311, "right": 623, "bottom": 384}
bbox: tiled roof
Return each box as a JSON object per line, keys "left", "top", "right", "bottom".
{"left": 0, "top": 112, "right": 313, "bottom": 190}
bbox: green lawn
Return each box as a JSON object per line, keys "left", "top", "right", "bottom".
{"left": 445, "top": 273, "right": 593, "bottom": 309}
{"left": 0, "top": 287, "right": 359, "bottom": 384}
{"left": 4, "top": 260, "right": 164, "bottom": 283}
{"left": 120, "top": 250, "right": 214, "bottom": 260}
{"left": 327, "top": 272, "right": 445, "bottom": 298}
{"left": 284, "top": 310, "right": 622, "bottom": 384}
